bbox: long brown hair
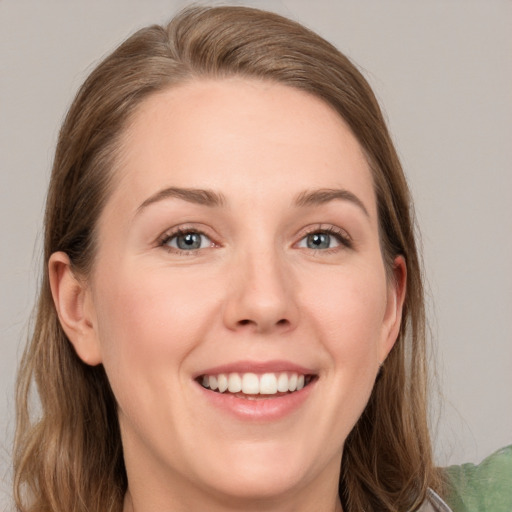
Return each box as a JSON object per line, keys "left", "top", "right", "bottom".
{"left": 14, "top": 6, "right": 441, "bottom": 511}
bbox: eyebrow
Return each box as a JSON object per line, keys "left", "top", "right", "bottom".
{"left": 136, "top": 185, "right": 368, "bottom": 217}
{"left": 294, "top": 188, "right": 369, "bottom": 217}
{"left": 136, "top": 187, "right": 226, "bottom": 213}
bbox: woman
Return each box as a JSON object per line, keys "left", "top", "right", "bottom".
{"left": 13, "top": 5, "right": 452, "bottom": 511}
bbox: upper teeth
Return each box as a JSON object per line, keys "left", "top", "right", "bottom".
{"left": 201, "top": 372, "right": 306, "bottom": 395}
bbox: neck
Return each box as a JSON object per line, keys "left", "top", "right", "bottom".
{"left": 123, "top": 491, "right": 343, "bottom": 512}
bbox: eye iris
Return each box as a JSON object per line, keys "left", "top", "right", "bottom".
{"left": 307, "top": 233, "right": 330, "bottom": 249}
{"left": 177, "top": 233, "right": 202, "bottom": 250}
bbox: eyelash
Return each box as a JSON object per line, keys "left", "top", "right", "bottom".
{"left": 157, "top": 224, "right": 352, "bottom": 255}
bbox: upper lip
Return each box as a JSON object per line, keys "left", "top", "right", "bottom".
{"left": 194, "top": 360, "right": 317, "bottom": 378}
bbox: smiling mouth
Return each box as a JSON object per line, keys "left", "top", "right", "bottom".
{"left": 197, "top": 372, "right": 316, "bottom": 398}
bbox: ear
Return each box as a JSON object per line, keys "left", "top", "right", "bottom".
{"left": 48, "top": 252, "right": 102, "bottom": 366}
{"left": 379, "top": 255, "right": 407, "bottom": 363}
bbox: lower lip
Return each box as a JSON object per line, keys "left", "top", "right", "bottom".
{"left": 195, "top": 380, "right": 315, "bottom": 421}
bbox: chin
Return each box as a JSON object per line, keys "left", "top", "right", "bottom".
{"left": 198, "top": 464, "right": 307, "bottom": 504}
{"left": 186, "top": 437, "right": 327, "bottom": 503}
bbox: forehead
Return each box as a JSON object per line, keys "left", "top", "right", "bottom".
{"left": 109, "top": 78, "right": 376, "bottom": 217}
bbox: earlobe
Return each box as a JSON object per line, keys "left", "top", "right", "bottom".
{"left": 48, "top": 252, "right": 102, "bottom": 366}
{"left": 380, "top": 255, "right": 407, "bottom": 362}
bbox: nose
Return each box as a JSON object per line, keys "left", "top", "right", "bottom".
{"left": 222, "top": 247, "right": 300, "bottom": 334}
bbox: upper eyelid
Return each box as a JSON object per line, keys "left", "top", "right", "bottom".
{"left": 160, "top": 230, "right": 210, "bottom": 245}
{"left": 157, "top": 224, "right": 216, "bottom": 243}
{"left": 296, "top": 224, "right": 352, "bottom": 241}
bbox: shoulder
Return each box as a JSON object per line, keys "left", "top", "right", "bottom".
{"left": 442, "top": 445, "right": 512, "bottom": 512}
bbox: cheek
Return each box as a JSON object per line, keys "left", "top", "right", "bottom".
{"left": 91, "top": 266, "right": 219, "bottom": 397}
{"left": 305, "top": 263, "right": 388, "bottom": 370}
{"left": 289, "top": 263, "right": 389, "bottom": 450}
{"left": 307, "top": 267, "right": 387, "bottom": 332}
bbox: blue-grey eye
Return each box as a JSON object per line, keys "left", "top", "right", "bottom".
{"left": 166, "top": 231, "right": 212, "bottom": 250}
{"left": 298, "top": 232, "right": 341, "bottom": 250}
{"left": 307, "top": 233, "right": 330, "bottom": 249}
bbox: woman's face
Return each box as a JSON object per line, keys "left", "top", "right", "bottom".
{"left": 75, "top": 79, "right": 404, "bottom": 508}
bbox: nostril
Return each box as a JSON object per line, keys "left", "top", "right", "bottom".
{"left": 237, "top": 318, "right": 288, "bottom": 328}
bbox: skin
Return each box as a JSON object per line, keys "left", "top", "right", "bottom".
{"left": 50, "top": 78, "right": 406, "bottom": 512}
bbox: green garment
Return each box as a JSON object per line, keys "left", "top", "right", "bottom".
{"left": 443, "top": 445, "right": 512, "bottom": 512}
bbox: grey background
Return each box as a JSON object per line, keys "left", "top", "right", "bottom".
{"left": 1, "top": 0, "right": 511, "bottom": 506}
